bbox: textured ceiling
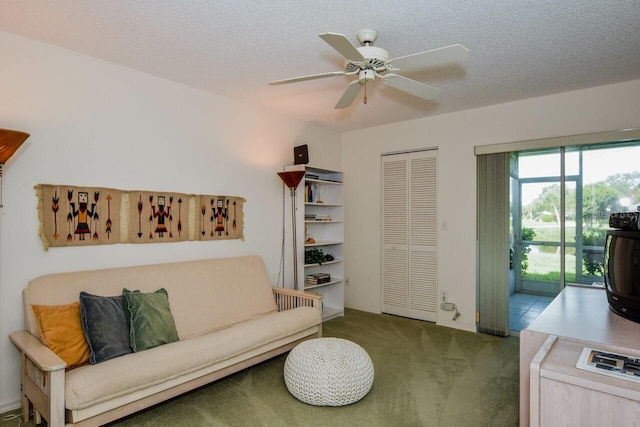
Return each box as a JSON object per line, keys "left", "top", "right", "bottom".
{"left": 1, "top": 1, "right": 639, "bottom": 132}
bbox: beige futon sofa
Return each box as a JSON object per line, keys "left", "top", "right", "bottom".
{"left": 10, "top": 255, "right": 322, "bottom": 427}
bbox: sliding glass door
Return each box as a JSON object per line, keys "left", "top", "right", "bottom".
{"left": 477, "top": 129, "right": 640, "bottom": 336}
{"left": 512, "top": 141, "right": 640, "bottom": 299}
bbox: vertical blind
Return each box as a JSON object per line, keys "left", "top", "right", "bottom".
{"left": 477, "top": 152, "right": 510, "bottom": 336}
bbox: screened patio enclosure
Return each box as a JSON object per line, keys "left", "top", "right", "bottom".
{"left": 511, "top": 142, "right": 640, "bottom": 298}
{"left": 476, "top": 129, "right": 640, "bottom": 337}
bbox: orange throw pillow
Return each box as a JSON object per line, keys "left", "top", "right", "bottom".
{"left": 32, "top": 302, "right": 90, "bottom": 368}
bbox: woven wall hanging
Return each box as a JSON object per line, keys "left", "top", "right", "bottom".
{"left": 36, "top": 184, "right": 244, "bottom": 250}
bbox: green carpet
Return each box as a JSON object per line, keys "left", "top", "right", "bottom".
{"left": 1, "top": 309, "right": 519, "bottom": 427}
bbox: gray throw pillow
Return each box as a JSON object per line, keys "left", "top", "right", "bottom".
{"left": 122, "top": 288, "right": 179, "bottom": 352}
{"left": 79, "top": 291, "right": 133, "bottom": 364}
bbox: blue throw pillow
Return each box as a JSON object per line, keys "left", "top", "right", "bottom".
{"left": 79, "top": 291, "right": 133, "bottom": 364}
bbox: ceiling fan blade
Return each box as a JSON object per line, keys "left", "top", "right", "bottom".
{"left": 319, "top": 32, "right": 365, "bottom": 62}
{"left": 388, "top": 44, "right": 469, "bottom": 71}
{"left": 335, "top": 80, "right": 363, "bottom": 109}
{"left": 382, "top": 74, "right": 440, "bottom": 100}
{"left": 269, "top": 71, "right": 346, "bottom": 85}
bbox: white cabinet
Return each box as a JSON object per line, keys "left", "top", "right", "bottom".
{"left": 285, "top": 165, "right": 344, "bottom": 321}
{"left": 530, "top": 336, "right": 640, "bottom": 427}
{"left": 520, "top": 286, "right": 640, "bottom": 426}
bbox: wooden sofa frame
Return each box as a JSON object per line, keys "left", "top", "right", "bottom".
{"left": 10, "top": 287, "right": 322, "bottom": 427}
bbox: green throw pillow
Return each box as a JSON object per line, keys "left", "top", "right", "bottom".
{"left": 122, "top": 288, "right": 179, "bottom": 352}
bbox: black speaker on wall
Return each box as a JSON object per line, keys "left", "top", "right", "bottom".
{"left": 294, "top": 144, "right": 309, "bottom": 165}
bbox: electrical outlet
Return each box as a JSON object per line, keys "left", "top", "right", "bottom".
{"left": 441, "top": 302, "right": 455, "bottom": 311}
{"left": 440, "top": 290, "right": 447, "bottom": 302}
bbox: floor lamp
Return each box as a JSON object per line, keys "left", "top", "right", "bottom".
{"left": 0, "top": 129, "right": 30, "bottom": 208}
{"left": 277, "top": 170, "right": 306, "bottom": 290}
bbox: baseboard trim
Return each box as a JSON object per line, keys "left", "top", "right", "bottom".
{"left": 344, "top": 304, "right": 379, "bottom": 314}
{"left": 437, "top": 319, "right": 477, "bottom": 333}
{"left": 0, "top": 398, "right": 21, "bottom": 415}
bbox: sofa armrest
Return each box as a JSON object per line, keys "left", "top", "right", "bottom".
{"left": 10, "top": 330, "right": 66, "bottom": 427}
{"left": 272, "top": 287, "right": 322, "bottom": 312}
{"left": 10, "top": 330, "right": 66, "bottom": 371}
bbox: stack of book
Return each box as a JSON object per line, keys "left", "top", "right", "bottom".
{"left": 314, "top": 214, "right": 331, "bottom": 221}
{"left": 306, "top": 273, "right": 330, "bottom": 285}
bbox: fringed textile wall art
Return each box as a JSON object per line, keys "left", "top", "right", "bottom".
{"left": 36, "top": 184, "right": 245, "bottom": 250}
{"left": 127, "top": 190, "right": 192, "bottom": 244}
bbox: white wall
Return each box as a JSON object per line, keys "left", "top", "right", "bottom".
{"left": 343, "top": 79, "right": 640, "bottom": 332}
{"left": 0, "top": 31, "right": 341, "bottom": 411}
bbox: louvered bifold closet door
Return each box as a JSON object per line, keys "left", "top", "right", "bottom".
{"left": 408, "top": 153, "right": 437, "bottom": 321}
{"left": 382, "top": 158, "right": 408, "bottom": 317}
{"left": 382, "top": 150, "right": 438, "bottom": 322}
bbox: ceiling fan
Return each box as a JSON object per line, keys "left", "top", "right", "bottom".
{"left": 269, "top": 29, "right": 469, "bottom": 109}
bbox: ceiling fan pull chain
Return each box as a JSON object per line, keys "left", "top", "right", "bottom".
{"left": 364, "top": 79, "right": 368, "bottom": 104}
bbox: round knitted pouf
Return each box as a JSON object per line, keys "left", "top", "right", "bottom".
{"left": 284, "top": 337, "right": 374, "bottom": 406}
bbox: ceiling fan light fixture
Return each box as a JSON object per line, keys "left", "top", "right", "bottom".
{"left": 269, "top": 29, "right": 469, "bottom": 109}
{"left": 358, "top": 69, "right": 376, "bottom": 83}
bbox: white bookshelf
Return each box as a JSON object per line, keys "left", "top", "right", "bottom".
{"left": 285, "top": 165, "right": 344, "bottom": 321}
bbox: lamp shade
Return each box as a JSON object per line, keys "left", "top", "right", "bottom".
{"left": 277, "top": 171, "right": 305, "bottom": 189}
{"left": 0, "top": 129, "right": 30, "bottom": 164}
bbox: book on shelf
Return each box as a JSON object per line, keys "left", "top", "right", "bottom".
{"left": 304, "top": 182, "right": 321, "bottom": 203}
{"left": 306, "top": 273, "right": 331, "bottom": 284}
{"left": 314, "top": 214, "right": 331, "bottom": 221}
{"left": 304, "top": 182, "right": 311, "bottom": 202}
